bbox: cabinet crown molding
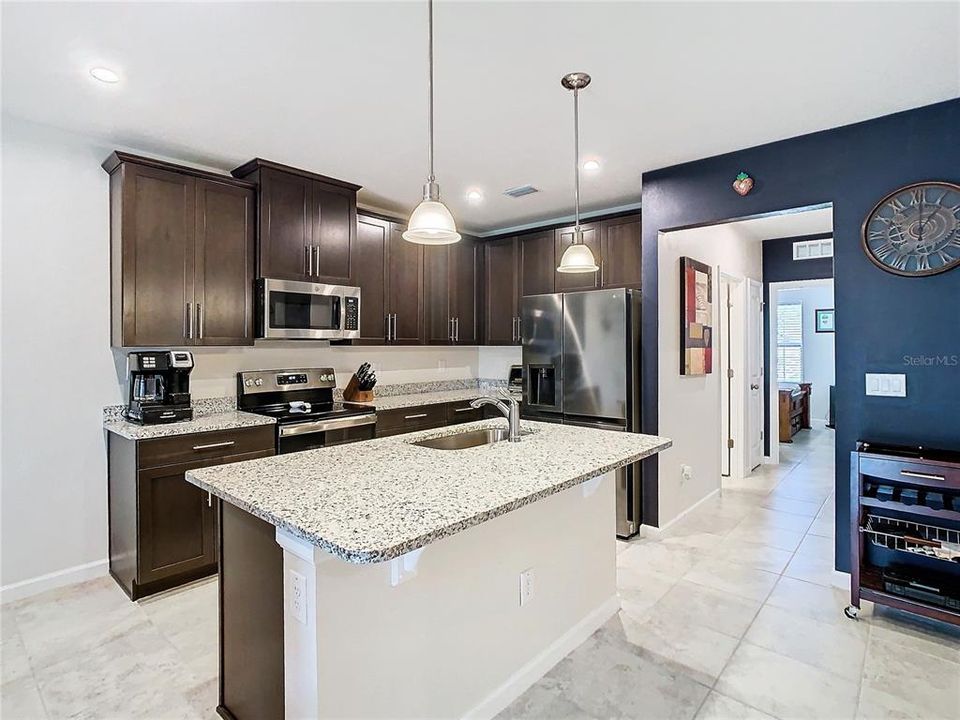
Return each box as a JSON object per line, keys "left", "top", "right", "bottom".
{"left": 101, "top": 151, "right": 257, "bottom": 189}
{"left": 231, "top": 158, "right": 362, "bottom": 192}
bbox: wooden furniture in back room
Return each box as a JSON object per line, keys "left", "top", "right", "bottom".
{"left": 778, "top": 381, "right": 812, "bottom": 442}
{"left": 847, "top": 441, "right": 960, "bottom": 626}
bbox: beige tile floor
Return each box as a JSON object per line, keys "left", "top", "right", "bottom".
{"left": 499, "top": 427, "right": 960, "bottom": 720}
{"left": 2, "top": 427, "right": 958, "bottom": 719}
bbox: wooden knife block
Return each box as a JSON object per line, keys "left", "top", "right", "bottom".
{"left": 342, "top": 374, "right": 375, "bottom": 403}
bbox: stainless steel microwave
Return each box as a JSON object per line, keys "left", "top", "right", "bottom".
{"left": 258, "top": 279, "right": 360, "bottom": 340}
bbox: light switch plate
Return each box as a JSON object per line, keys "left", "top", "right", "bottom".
{"left": 865, "top": 373, "right": 906, "bottom": 397}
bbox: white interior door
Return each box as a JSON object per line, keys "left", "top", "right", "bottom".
{"left": 747, "top": 279, "right": 764, "bottom": 471}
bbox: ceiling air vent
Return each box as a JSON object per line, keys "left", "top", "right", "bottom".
{"left": 503, "top": 184, "right": 540, "bottom": 199}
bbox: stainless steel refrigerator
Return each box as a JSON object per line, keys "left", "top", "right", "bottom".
{"left": 521, "top": 288, "right": 642, "bottom": 537}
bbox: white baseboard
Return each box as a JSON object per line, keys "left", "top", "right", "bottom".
{"left": 463, "top": 594, "right": 620, "bottom": 720}
{"left": 0, "top": 559, "right": 108, "bottom": 605}
{"left": 653, "top": 488, "right": 721, "bottom": 535}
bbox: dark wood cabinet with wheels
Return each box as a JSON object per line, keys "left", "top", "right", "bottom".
{"left": 107, "top": 425, "right": 275, "bottom": 600}
{"left": 232, "top": 158, "right": 360, "bottom": 286}
{"left": 483, "top": 236, "right": 521, "bottom": 346}
{"left": 103, "top": 152, "right": 256, "bottom": 348}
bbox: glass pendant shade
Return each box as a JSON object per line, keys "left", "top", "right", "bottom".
{"left": 557, "top": 237, "right": 599, "bottom": 273}
{"left": 402, "top": 198, "right": 461, "bottom": 245}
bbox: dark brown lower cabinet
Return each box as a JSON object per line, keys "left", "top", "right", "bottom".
{"left": 107, "top": 425, "right": 274, "bottom": 600}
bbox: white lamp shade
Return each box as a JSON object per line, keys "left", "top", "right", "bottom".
{"left": 556, "top": 242, "right": 599, "bottom": 273}
{"left": 402, "top": 200, "right": 461, "bottom": 245}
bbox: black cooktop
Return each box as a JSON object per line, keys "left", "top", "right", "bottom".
{"left": 250, "top": 401, "right": 374, "bottom": 425}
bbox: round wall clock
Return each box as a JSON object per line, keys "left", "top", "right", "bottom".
{"left": 862, "top": 181, "right": 960, "bottom": 276}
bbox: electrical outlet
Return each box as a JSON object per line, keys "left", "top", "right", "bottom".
{"left": 519, "top": 568, "right": 534, "bottom": 607}
{"left": 290, "top": 570, "right": 307, "bottom": 624}
{"left": 680, "top": 464, "right": 693, "bottom": 484}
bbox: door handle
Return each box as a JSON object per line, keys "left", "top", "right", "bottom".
{"left": 385, "top": 315, "right": 391, "bottom": 341}
{"left": 750, "top": 383, "right": 760, "bottom": 390}
{"left": 307, "top": 244, "right": 314, "bottom": 276}
{"left": 313, "top": 245, "right": 321, "bottom": 277}
{"left": 900, "top": 470, "right": 946, "bottom": 482}
{"left": 454, "top": 317, "right": 459, "bottom": 342}
{"left": 449, "top": 317, "right": 454, "bottom": 343}
{"left": 197, "top": 303, "right": 203, "bottom": 340}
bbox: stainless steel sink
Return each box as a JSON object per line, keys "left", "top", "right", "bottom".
{"left": 412, "top": 427, "right": 528, "bottom": 450}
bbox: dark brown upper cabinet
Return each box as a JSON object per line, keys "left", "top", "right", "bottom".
{"left": 354, "top": 215, "right": 390, "bottom": 344}
{"left": 385, "top": 223, "right": 424, "bottom": 344}
{"left": 424, "top": 235, "right": 480, "bottom": 345}
{"left": 599, "top": 215, "right": 641, "bottom": 289}
{"left": 103, "top": 152, "right": 255, "bottom": 348}
{"left": 554, "top": 221, "right": 601, "bottom": 293}
{"left": 520, "top": 230, "right": 556, "bottom": 298}
{"left": 483, "top": 236, "right": 521, "bottom": 346}
{"left": 231, "top": 159, "right": 360, "bottom": 286}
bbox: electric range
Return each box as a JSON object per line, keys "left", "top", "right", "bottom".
{"left": 237, "top": 367, "right": 377, "bottom": 454}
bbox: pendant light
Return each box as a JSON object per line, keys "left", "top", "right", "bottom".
{"left": 403, "top": 0, "right": 461, "bottom": 245}
{"left": 556, "top": 72, "right": 599, "bottom": 273}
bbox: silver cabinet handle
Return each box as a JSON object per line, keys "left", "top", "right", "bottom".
{"left": 454, "top": 406, "right": 475, "bottom": 413}
{"left": 449, "top": 317, "right": 454, "bottom": 343}
{"left": 900, "top": 470, "right": 946, "bottom": 482}
{"left": 197, "top": 303, "right": 204, "bottom": 340}
{"left": 314, "top": 245, "right": 321, "bottom": 277}
{"left": 187, "top": 302, "right": 195, "bottom": 340}
{"left": 385, "top": 314, "right": 391, "bottom": 341}
{"left": 305, "top": 245, "right": 311, "bottom": 275}
{"left": 516, "top": 316, "right": 521, "bottom": 342}
{"left": 207, "top": 491, "right": 212, "bottom": 508}
{"left": 404, "top": 413, "right": 428, "bottom": 420}
{"left": 192, "top": 440, "right": 236, "bottom": 451}
{"left": 184, "top": 302, "right": 191, "bottom": 340}
{"left": 392, "top": 314, "right": 398, "bottom": 342}
{"left": 307, "top": 244, "right": 314, "bottom": 276}
{"left": 454, "top": 317, "right": 459, "bottom": 342}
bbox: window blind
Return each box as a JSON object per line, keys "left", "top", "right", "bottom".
{"left": 777, "top": 303, "right": 803, "bottom": 383}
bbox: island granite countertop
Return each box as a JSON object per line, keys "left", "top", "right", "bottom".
{"left": 185, "top": 419, "right": 670, "bottom": 564}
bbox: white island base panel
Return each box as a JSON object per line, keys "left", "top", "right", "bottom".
{"left": 275, "top": 471, "right": 618, "bottom": 720}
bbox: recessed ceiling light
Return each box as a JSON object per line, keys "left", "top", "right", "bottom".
{"left": 466, "top": 190, "right": 483, "bottom": 203}
{"left": 582, "top": 159, "right": 601, "bottom": 172}
{"left": 89, "top": 66, "right": 120, "bottom": 84}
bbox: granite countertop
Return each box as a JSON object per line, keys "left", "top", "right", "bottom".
{"left": 185, "top": 419, "right": 671, "bottom": 564}
{"left": 104, "top": 410, "right": 275, "bottom": 441}
{"left": 362, "top": 388, "right": 493, "bottom": 411}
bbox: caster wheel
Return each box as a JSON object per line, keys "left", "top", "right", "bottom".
{"left": 844, "top": 605, "right": 859, "bottom": 620}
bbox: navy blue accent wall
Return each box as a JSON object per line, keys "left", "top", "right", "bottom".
{"left": 640, "top": 99, "right": 960, "bottom": 571}
{"left": 762, "top": 233, "right": 834, "bottom": 455}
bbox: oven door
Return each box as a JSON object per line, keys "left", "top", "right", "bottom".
{"left": 276, "top": 414, "right": 377, "bottom": 454}
{"left": 259, "top": 278, "right": 360, "bottom": 340}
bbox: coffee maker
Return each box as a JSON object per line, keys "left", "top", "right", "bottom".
{"left": 126, "top": 351, "right": 195, "bottom": 424}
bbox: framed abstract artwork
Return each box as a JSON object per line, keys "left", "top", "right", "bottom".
{"left": 815, "top": 308, "right": 835, "bottom": 333}
{"left": 680, "top": 257, "right": 713, "bottom": 375}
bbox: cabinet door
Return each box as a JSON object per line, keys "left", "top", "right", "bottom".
{"left": 423, "top": 245, "right": 452, "bottom": 344}
{"left": 386, "top": 224, "right": 424, "bottom": 344}
{"left": 520, "top": 230, "right": 555, "bottom": 297}
{"left": 137, "top": 465, "right": 216, "bottom": 585}
{"left": 312, "top": 181, "right": 355, "bottom": 285}
{"left": 355, "top": 215, "right": 389, "bottom": 343}
{"left": 450, "top": 235, "right": 480, "bottom": 345}
{"left": 600, "top": 215, "right": 641, "bottom": 289}
{"left": 555, "top": 222, "right": 600, "bottom": 292}
{"left": 118, "top": 164, "right": 196, "bottom": 347}
{"left": 194, "top": 180, "right": 255, "bottom": 345}
{"left": 483, "top": 236, "right": 519, "bottom": 345}
{"left": 258, "top": 168, "right": 311, "bottom": 281}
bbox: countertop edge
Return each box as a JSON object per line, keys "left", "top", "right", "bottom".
{"left": 186, "top": 436, "right": 671, "bottom": 565}
{"left": 103, "top": 411, "right": 276, "bottom": 440}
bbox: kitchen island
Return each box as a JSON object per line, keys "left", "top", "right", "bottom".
{"left": 186, "top": 418, "right": 670, "bottom": 720}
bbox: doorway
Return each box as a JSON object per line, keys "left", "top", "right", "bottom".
{"left": 718, "top": 272, "right": 746, "bottom": 481}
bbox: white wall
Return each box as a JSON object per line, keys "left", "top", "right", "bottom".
{"left": 0, "top": 118, "right": 508, "bottom": 596}
{"left": 778, "top": 284, "right": 835, "bottom": 421}
{"left": 657, "top": 223, "right": 762, "bottom": 528}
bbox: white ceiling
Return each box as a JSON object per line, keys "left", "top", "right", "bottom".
{"left": 2, "top": 2, "right": 958, "bottom": 234}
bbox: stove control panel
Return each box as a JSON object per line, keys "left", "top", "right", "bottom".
{"left": 238, "top": 368, "right": 337, "bottom": 394}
